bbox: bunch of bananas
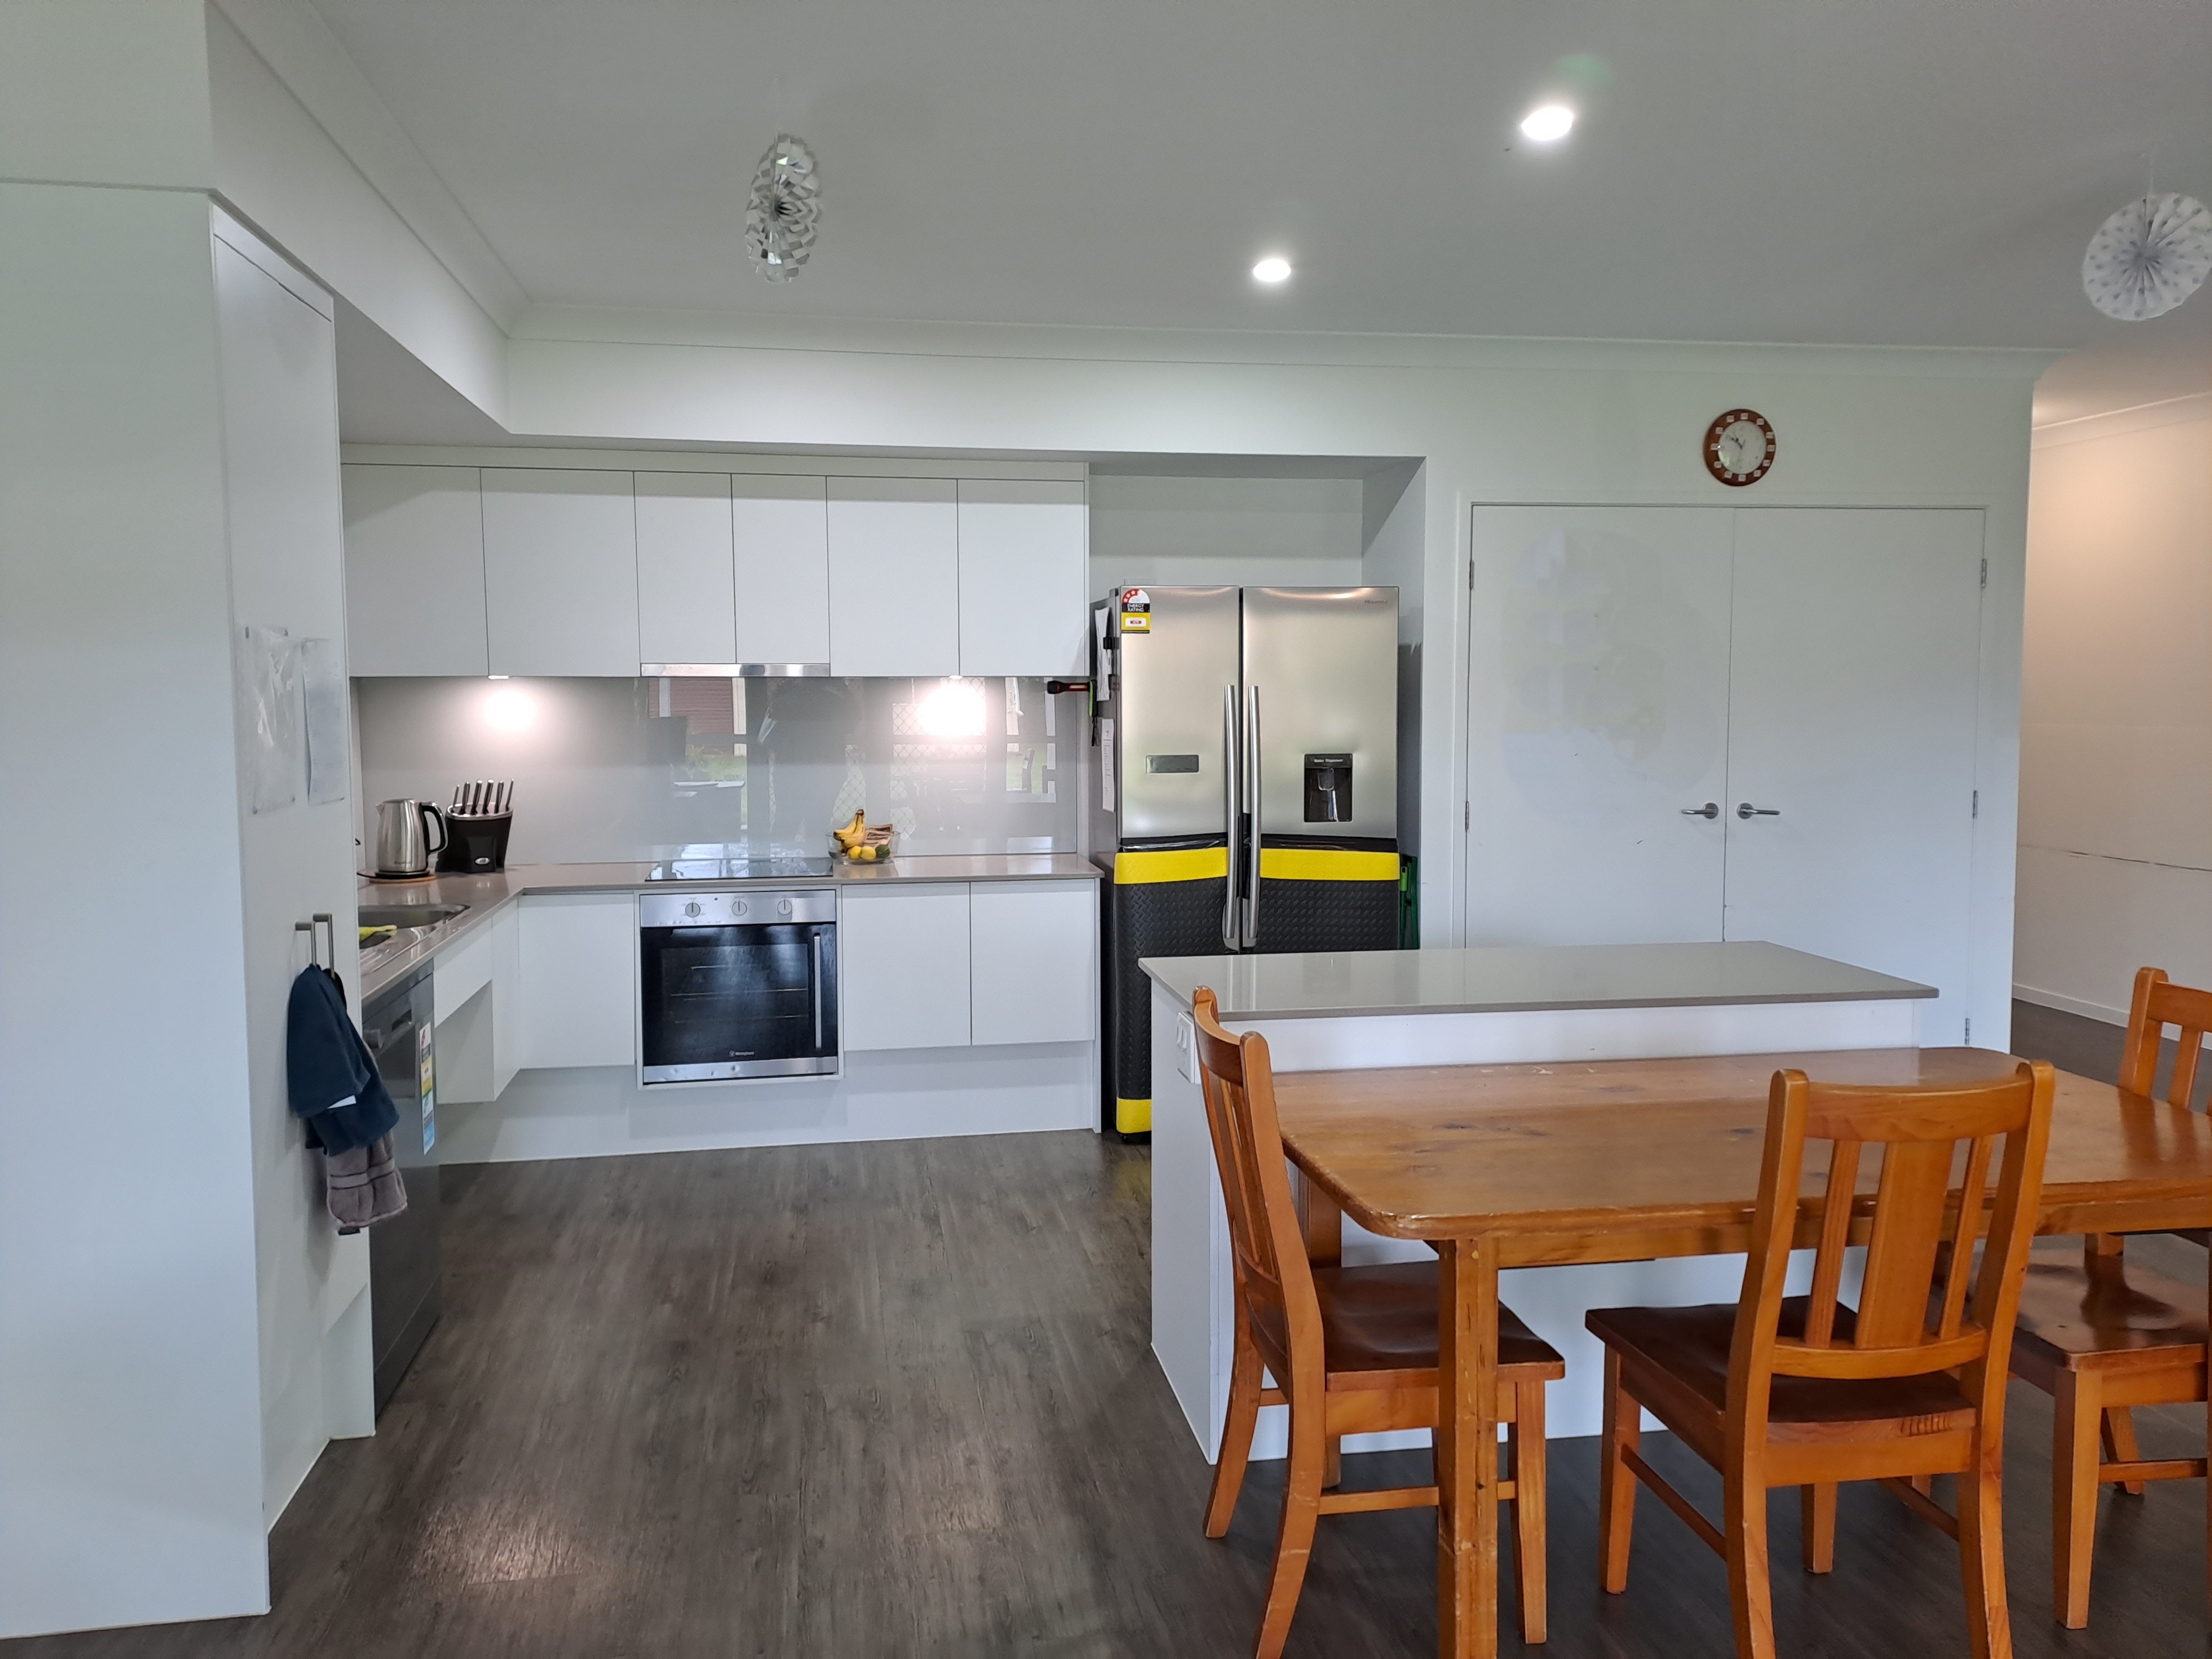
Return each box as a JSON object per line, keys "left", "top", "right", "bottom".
{"left": 832, "top": 809, "right": 896, "bottom": 862}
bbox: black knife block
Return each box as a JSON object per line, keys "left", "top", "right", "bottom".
{"left": 438, "top": 812, "right": 513, "bottom": 874}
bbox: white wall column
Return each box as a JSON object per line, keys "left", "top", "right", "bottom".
{"left": 0, "top": 3, "right": 274, "bottom": 1634}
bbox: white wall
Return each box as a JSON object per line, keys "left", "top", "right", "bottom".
{"left": 0, "top": 181, "right": 271, "bottom": 1636}
{"left": 2016, "top": 394, "right": 2212, "bottom": 1020}
{"left": 495, "top": 327, "right": 2038, "bottom": 1045}
{"left": 206, "top": 3, "right": 509, "bottom": 425}
{"left": 1088, "top": 473, "right": 1366, "bottom": 592}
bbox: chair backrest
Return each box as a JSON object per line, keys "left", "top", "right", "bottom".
{"left": 2120, "top": 966, "right": 2212, "bottom": 1108}
{"left": 1191, "top": 988, "right": 1324, "bottom": 1384}
{"left": 1730, "top": 1061, "right": 2056, "bottom": 1431}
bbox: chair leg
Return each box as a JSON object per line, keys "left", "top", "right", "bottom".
{"left": 1509, "top": 1377, "right": 1550, "bottom": 1645}
{"left": 1799, "top": 1483, "right": 1837, "bottom": 1574}
{"left": 1254, "top": 1401, "right": 1325, "bottom": 1659}
{"left": 2101, "top": 1406, "right": 2146, "bottom": 1496}
{"left": 1205, "top": 1330, "right": 1263, "bottom": 1539}
{"left": 2052, "top": 1370, "right": 2100, "bottom": 1629}
{"left": 1323, "top": 1436, "right": 1342, "bottom": 1491}
{"left": 1723, "top": 1460, "right": 1778, "bottom": 1659}
{"left": 1598, "top": 1348, "right": 1639, "bottom": 1595}
{"left": 1958, "top": 1434, "right": 2013, "bottom": 1659}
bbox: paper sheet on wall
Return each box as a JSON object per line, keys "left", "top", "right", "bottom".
{"left": 300, "top": 637, "right": 348, "bottom": 806}
{"left": 241, "top": 624, "right": 301, "bottom": 814}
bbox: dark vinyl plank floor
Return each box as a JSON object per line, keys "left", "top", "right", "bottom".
{"left": 7, "top": 1093, "right": 2205, "bottom": 1656}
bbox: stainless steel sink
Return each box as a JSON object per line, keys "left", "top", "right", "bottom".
{"left": 359, "top": 902, "right": 468, "bottom": 931}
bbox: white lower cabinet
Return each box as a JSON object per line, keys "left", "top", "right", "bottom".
{"left": 970, "top": 880, "right": 1098, "bottom": 1045}
{"left": 491, "top": 902, "right": 523, "bottom": 1095}
{"left": 843, "top": 879, "right": 1099, "bottom": 1051}
{"left": 841, "top": 883, "right": 973, "bottom": 1051}
{"left": 517, "top": 892, "right": 638, "bottom": 1068}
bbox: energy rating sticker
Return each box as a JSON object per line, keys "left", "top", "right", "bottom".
{"left": 1119, "top": 587, "right": 1152, "bottom": 633}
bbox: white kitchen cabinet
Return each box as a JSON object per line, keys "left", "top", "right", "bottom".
{"left": 491, "top": 901, "right": 523, "bottom": 1097}
{"left": 839, "top": 882, "right": 972, "bottom": 1049}
{"left": 1464, "top": 504, "right": 1734, "bottom": 947}
{"left": 733, "top": 475, "right": 832, "bottom": 666}
{"left": 517, "top": 892, "right": 637, "bottom": 1068}
{"left": 635, "top": 472, "right": 735, "bottom": 666}
{"left": 826, "top": 477, "right": 960, "bottom": 677}
{"left": 969, "top": 880, "right": 1097, "bottom": 1045}
{"left": 482, "top": 468, "right": 640, "bottom": 676}
{"left": 341, "top": 464, "right": 487, "bottom": 676}
{"left": 432, "top": 924, "right": 493, "bottom": 1026}
{"left": 1724, "top": 508, "right": 1984, "bottom": 1040}
{"left": 957, "top": 480, "right": 1089, "bottom": 677}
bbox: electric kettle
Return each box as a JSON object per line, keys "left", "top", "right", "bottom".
{"left": 373, "top": 798, "right": 448, "bottom": 878}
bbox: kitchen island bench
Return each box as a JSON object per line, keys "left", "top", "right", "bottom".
{"left": 1139, "top": 940, "right": 1934, "bottom": 1457}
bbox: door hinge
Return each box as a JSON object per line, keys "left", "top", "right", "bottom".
{"left": 1964, "top": 1017, "right": 1972, "bottom": 1045}
{"left": 1463, "top": 800, "right": 1471, "bottom": 830}
{"left": 1468, "top": 559, "right": 1475, "bottom": 592}
{"left": 1979, "top": 556, "right": 1987, "bottom": 590}
{"left": 1971, "top": 789, "right": 1978, "bottom": 818}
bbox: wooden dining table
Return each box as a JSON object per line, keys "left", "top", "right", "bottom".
{"left": 1271, "top": 1045, "right": 2212, "bottom": 1659}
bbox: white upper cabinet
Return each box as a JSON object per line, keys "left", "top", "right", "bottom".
{"left": 956, "top": 479, "right": 1089, "bottom": 677}
{"left": 635, "top": 472, "right": 735, "bottom": 666}
{"left": 482, "top": 468, "right": 639, "bottom": 676}
{"left": 342, "top": 465, "right": 487, "bottom": 676}
{"left": 826, "top": 477, "right": 960, "bottom": 678}
{"left": 732, "top": 475, "right": 831, "bottom": 666}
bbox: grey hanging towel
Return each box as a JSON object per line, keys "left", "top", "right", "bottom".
{"left": 324, "top": 1134, "right": 408, "bottom": 1232}
{"left": 286, "top": 964, "right": 405, "bottom": 1229}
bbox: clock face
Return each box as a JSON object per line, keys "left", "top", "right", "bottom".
{"left": 1703, "top": 408, "right": 1776, "bottom": 486}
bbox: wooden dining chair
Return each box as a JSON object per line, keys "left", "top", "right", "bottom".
{"left": 1188, "top": 988, "right": 1566, "bottom": 1657}
{"left": 1587, "top": 1059, "right": 2056, "bottom": 1659}
{"left": 2007, "top": 966, "right": 2211, "bottom": 1627}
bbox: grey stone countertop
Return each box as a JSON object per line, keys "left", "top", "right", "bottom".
{"left": 358, "top": 853, "right": 1098, "bottom": 1000}
{"left": 1139, "top": 941, "right": 1936, "bottom": 1022}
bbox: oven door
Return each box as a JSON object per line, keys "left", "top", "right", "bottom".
{"left": 639, "top": 908, "right": 839, "bottom": 1083}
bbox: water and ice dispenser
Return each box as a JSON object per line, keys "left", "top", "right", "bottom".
{"left": 1302, "top": 753, "right": 1354, "bottom": 823}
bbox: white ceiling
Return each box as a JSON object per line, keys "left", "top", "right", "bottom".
{"left": 310, "top": 0, "right": 2211, "bottom": 418}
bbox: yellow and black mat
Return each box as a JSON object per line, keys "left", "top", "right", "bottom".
{"left": 1104, "top": 843, "right": 1399, "bottom": 1138}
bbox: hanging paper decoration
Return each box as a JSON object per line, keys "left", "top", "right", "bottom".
{"left": 746, "top": 134, "right": 820, "bottom": 283}
{"left": 2081, "top": 192, "right": 2212, "bottom": 321}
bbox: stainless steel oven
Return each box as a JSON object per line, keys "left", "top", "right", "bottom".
{"left": 638, "top": 889, "right": 838, "bottom": 1082}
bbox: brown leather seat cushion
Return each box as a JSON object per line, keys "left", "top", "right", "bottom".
{"left": 2012, "top": 1255, "right": 2209, "bottom": 1366}
{"left": 1587, "top": 1297, "right": 1974, "bottom": 1436}
{"left": 1251, "top": 1259, "right": 1564, "bottom": 1380}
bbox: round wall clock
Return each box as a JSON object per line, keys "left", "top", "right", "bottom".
{"left": 1703, "top": 409, "right": 1776, "bottom": 487}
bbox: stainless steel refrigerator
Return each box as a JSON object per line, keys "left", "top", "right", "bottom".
{"left": 1087, "top": 585, "right": 1401, "bottom": 1136}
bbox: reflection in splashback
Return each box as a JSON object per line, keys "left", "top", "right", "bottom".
{"left": 353, "top": 676, "right": 1078, "bottom": 864}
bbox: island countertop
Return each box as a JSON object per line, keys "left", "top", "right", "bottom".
{"left": 1138, "top": 940, "right": 1935, "bottom": 1022}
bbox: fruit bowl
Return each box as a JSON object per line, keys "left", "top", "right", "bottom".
{"left": 830, "top": 815, "right": 898, "bottom": 864}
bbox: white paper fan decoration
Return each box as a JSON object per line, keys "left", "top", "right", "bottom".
{"left": 2081, "top": 192, "right": 2212, "bottom": 321}
{"left": 745, "top": 134, "right": 820, "bottom": 283}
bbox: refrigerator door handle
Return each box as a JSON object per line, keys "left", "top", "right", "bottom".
{"left": 1243, "top": 685, "right": 1262, "bottom": 948}
{"left": 1221, "top": 684, "right": 1243, "bottom": 950}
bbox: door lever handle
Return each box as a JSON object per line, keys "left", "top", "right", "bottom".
{"left": 1681, "top": 802, "right": 1719, "bottom": 819}
{"left": 1737, "top": 802, "right": 1781, "bottom": 819}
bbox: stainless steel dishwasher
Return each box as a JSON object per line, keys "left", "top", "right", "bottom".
{"left": 362, "top": 959, "right": 441, "bottom": 1413}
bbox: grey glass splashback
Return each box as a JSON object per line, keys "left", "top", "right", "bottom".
{"left": 354, "top": 676, "right": 1078, "bottom": 865}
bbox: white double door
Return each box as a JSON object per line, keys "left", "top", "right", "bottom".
{"left": 1467, "top": 505, "right": 1984, "bottom": 1040}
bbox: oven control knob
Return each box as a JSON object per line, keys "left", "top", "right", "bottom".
{"left": 684, "top": 901, "right": 702, "bottom": 919}
{"left": 732, "top": 900, "right": 747, "bottom": 917}
{"left": 778, "top": 898, "right": 793, "bottom": 916}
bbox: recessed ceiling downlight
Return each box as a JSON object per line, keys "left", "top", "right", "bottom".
{"left": 1519, "top": 104, "right": 1575, "bottom": 142}
{"left": 1251, "top": 256, "right": 1293, "bottom": 284}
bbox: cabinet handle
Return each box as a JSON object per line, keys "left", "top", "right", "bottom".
{"left": 1736, "top": 802, "right": 1781, "bottom": 820}
{"left": 1680, "top": 802, "right": 1719, "bottom": 819}
{"left": 1222, "top": 685, "right": 1242, "bottom": 950}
